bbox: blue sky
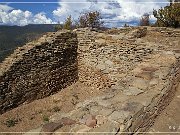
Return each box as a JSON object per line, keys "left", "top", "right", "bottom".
{"left": 1, "top": 0, "right": 59, "bottom": 18}
{"left": 0, "top": 0, "right": 169, "bottom": 27}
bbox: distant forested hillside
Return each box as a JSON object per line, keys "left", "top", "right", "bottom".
{"left": 0, "top": 24, "right": 58, "bottom": 62}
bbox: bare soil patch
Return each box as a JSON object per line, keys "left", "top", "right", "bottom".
{"left": 0, "top": 81, "right": 106, "bottom": 133}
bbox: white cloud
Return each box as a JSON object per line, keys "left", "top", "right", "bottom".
{"left": 53, "top": 0, "right": 121, "bottom": 22}
{"left": 34, "top": 13, "right": 54, "bottom": 24}
{"left": 53, "top": 0, "right": 94, "bottom": 21}
{"left": 0, "top": 4, "right": 13, "bottom": 12}
{"left": 53, "top": 0, "right": 168, "bottom": 27}
{"left": 0, "top": 4, "right": 56, "bottom": 26}
{"left": 116, "top": 0, "right": 161, "bottom": 20}
{"left": 0, "top": 1, "right": 168, "bottom": 27}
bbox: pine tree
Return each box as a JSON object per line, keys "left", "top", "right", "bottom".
{"left": 63, "top": 16, "right": 73, "bottom": 30}
{"left": 54, "top": 21, "right": 63, "bottom": 31}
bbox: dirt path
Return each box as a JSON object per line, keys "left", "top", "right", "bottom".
{"left": 149, "top": 83, "right": 180, "bottom": 134}
{"left": 0, "top": 81, "right": 106, "bottom": 133}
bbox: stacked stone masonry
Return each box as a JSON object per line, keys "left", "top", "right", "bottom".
{"left": 0, "top": 31, "right": 78, "bottom": 114}
{"left": 0, "top": 27, "right": 180, "bottom": 134}
{"left": 25, "top": 27, "right": 179, "bottom": 134}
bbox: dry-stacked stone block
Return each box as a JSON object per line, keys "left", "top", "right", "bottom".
{"left": 0, "top": 31, "right": 78, "bottom": 114}
{"left": 68, "top": 27, "right": 179, "bottom": 133}
{"left": 75, "top": 28, "right": 113, "bottom": 90}
{"left": 1, "top": 27, "right": 180, "bottom": 134}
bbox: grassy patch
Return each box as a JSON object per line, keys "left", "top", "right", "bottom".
{"left": 42, "top": 115, "right": 49, "bottom": 123}
{"left": 5, "top": 118, "right": 19, "bottom": 127}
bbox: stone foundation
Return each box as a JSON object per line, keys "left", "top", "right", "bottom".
{"left": 0, "top": 27, "right": 180, "bottom": 134}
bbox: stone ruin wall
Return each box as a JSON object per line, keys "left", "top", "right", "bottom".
{"left": 0, "top": 27, "right": 180, "bottom": 134}
{"left": 72, "top": 27, "right": 180, "bottom": 133}
{"left": 76, "top": 28, "right": 113, "bottom": 90}
{"left": 0, "top": 31, "right": 78, "bottom": 114}
{"left": 75, "top": 27, "right": 154, "bottom": 89}
{"left": 129, "top": 59, "right": 180, "bottom": 132}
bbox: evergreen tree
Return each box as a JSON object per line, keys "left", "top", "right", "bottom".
{"left": 153, "top": 1, "right": 180, "bottom": 28}
{"left": 63, "top": 16, "right": 73, "bottom": 30}
{"left": 54, "top": 21, "right": 63, "bottom": 31}
{"left": 78, "top": 11, "right": 104, "bottom": 28}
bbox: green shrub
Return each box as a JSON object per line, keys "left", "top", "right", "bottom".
{"left": 77, "top": 11, "right": 104, "bottom": 28}
{"left": 54, "top": 25, "right": 63, "bottom": 31}
{"left": 43, "top": 115, "right": 49, "bottom": 122}
{"left": 153, "top": 2, "right": 180, "bottom": 28}
{"left": 63, "top": 15, "right": 73, "bottom": 30}
{"left": 5, "top": 118, "right": 18, "bottom": 127}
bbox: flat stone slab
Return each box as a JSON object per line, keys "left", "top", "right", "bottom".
{"left": 123, "top": 87, "right": 144, "bottom": 96}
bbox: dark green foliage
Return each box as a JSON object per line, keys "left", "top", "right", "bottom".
{"left": 77, "top": 11, "right": 104, "bottom": 28}
{"left": 153, "top": 2, "right": 180, "bottom": 28}
{"left": 43, "top": 115, "right": 49, "bottom": 122}
{"left": 5, "top": 118, "right": 18, "bottom": 127}
{"left": 54, "top": 24, "right": 63, "bottom": 31}
{"left": 63, "top": 15, "right": 73, "bottom": 30}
